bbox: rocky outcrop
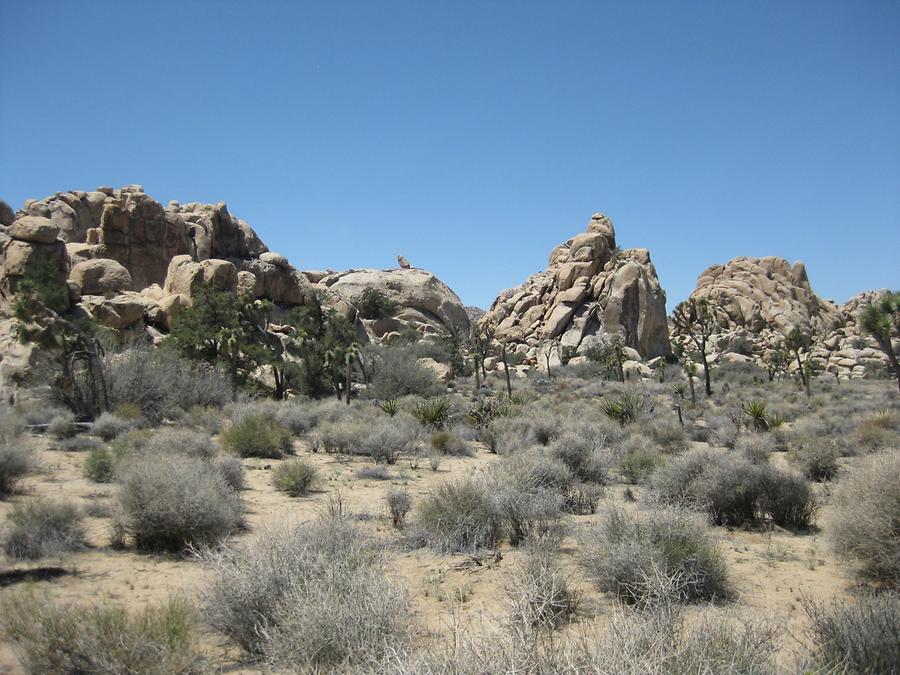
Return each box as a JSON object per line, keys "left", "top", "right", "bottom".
{"left": 315, "top": 267, "right": 470, "bottom": 339}
{"left": 674, "top": 257, "right": 893, "bottom": 380}
{"left": 480, "top": 213, "right": 671, "bottom": 365}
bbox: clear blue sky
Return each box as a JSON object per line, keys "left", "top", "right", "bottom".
{"left": 2, "top": 1, "right": 898, "bottom": 309}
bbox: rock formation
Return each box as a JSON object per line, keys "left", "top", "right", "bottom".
{"left": 0, "top": 185, "right": 469, "bottom": 396}
{"left": 673, "top": 257, "right": 894, "bottom": 380}
{"left": 480, "top": 213, "right": 671, "bottom": 366}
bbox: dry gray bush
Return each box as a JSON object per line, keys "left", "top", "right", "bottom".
{"left": 386, "top": 487, "right": 412, "bottom": 528}
{"left": 503, "top": 547, "right": 579, "bottom": 631}
{"left": 0, "top": 442, "right": 31, "bottom": 498}
{"left": 143, "top": 427, "right": 218, "bottom": 459}
{"left": 114, "top": 453, "right": 242, "bottom": 552}
{"left": 831, "top": 450, "right": 900, "bottom": 585}
{"left": 90, "top": 412, "right": 135, "bottom": 441}
{"left": 0, "top": 590, "right": 205, "bottom": 674}
{"left": 200, "top": 518, "right": 414, "bottom": 670}
{"left": 580, "top": 505, "right": 731, "bottom": 607}
{"left": 3, "top": 499, "right": 86, "bottom": 559}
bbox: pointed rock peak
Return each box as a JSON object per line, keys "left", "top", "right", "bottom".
{"left": 587, "top": 213, "right": 616, "bottom": 243}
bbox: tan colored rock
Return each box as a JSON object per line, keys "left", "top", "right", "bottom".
{"left": 164, "top": 256, "right": 237, "bottom": 297}
{"left": 417, "top": 357, "right": 452, "bottom": 384}
{"left": 481, "top": 214, "right": 670, "bottom": 362}
{"left": 9, "top": 216, "right": 60, "bottom": 244}
{"left": 69, "top": 259, "right": 132, "bottom": 295}
{"left": 157, "top": 294, "right": 190, "bottom": 329}
{"left": 90, "top": 293, "right": 148, "bottom": 329}
{"left": 0, "top": 199, "right": 14, "bottom": 226}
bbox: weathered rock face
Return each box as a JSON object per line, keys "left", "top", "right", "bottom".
{"left": 315, "top": 267, "right": 470, "bottom": 339}
{"left": 689, "top": 256, "right": 843, "bottom": 336}
{"left": 480, "top": 213, "right": 671, "bottom": 364}
{"left": 674, "top": 258, "right": 893, "bottom": 380}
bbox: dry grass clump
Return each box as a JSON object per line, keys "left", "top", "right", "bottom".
{"left": 415, "top": 477, "right": 504, "bottom": 553}
{"left": 200, "top": 518, "right": 413, "bottom": 670}
{"left": 735, "top": 434, "right": 775, "bottom": 464}
{"left": 580, "top": 506, "right": 731, "bottom": 607}
{"left": 851, "top": 410, "right": 900, "bottom": 453}
{"left": 0, "top": 441, "right": 31, "bottom": 498}
{"left": 114, "top": 453, "right": 242, "bottom": 552}
{"left": 646, "top": 418, "right": 688, "bottom": 453}
{"left": 385, "top": 487, "right": 412, "bottom": 528}
{"left": 831, "top": 450, "right": 900, "bottom": 585}
{"left": 312, "top": 410, "right": 420, "bottom": 464}
{"left": 144, "top": 427, "right": 218, "bottom": 459}
{"left": 272, "top": 459, "right": 319, "bottom": 496}
{"left": 3, "top": 498, "right": 86, "bottom": 559}
{"left": 616, "top": 436, "right": 664, "bottom": 484}
{"left": 788, "top": 438, "right": 839, "bottom": 481}
{"left": 0, "top": 590, "right": 205, "bottom": 674}
{"left": 803, "top": 592, "right": 900, "bottom": 674}
{"left": 221, "top": 414, "right": 292, "bottom": 458}
{"left": 548, "top": 432, "right": 610, "bottom": 484}
{"left": 227, "top": 398, "right": 315, "bottom": 435}
{"left": 47, "top": 411, "right": 78, "bottom": 440}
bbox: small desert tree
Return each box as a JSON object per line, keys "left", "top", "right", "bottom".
{"left": 860, "top": 291, "right": 900, "bottom": 392}
{"left": 672, "top": 298, "right": 717, "bottom": 396}
{"left": 785, "top": 326, "right": 812, "bottom": 398}
{"left": 763, "top": 342, "right": 791, "bottom": 382}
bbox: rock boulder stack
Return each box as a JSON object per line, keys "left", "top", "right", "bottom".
{"left": 480, "top": 213, "right": 671, "bottom": 366}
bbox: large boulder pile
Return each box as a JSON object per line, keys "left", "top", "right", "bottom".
{"left": 480, "top": 213, "right": 671, "bottom": 368}
{"left": 673, "top": 257, "right": 893, "bottom": 379}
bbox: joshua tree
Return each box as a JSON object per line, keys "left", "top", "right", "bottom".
{"left": 763, "top": 342, "right": 791, "bottom": 382}
{"left": 344, "top": 343, "right": 361, "bottom": 405}
{"left": 497, "top": 339, "right": 513, "bottom": 398}
{"left": 860, "top": 291, "right": 900, "bottom": 392}
{"left": 672, "top": 298, "right": 717, "bottom": 396}
{"left": 683, "top": 360, "right": 698, "bottom": 404}
{"left": 785, "top": 326, "right": 812, "bottom": 398}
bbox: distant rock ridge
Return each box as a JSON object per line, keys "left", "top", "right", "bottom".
{"left": 480, "top": 213, "right": 671, "bottom": 367}
{"left": 673, "top": 256, "right": 894, "bottom": 380}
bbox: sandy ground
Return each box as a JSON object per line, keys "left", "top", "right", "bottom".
{"left": 0, "top": 433, "right": 856, "bottom": 673}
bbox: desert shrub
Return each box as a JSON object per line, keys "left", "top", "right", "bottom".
{"left": 412, "top": 396, "right": 454, "bottom": 430}
{"left": 227, "top": 399, "right": 314, "bottom": 436}
{"left": 54, "top": 436, "right": 102, "bottom": 453}
{"left": 563, "top": 483, "right": 604, "bottom": 515}
{"left": 356, "top": 287, "right": 397, "bottom": 319}
{"left": 215, "top": 457, "right": 245, "bottom": 491}
{"left": 760, "top": 469, "right": 818, "bottom": 528}
{"left": 601, "top": 391, "right": 647, "bottom": 426}
{"left": 735, "top": 434, "right": 774, "bottom": 464}
{"left": 504, "top": 548, "right": 578, "bottom": 630}
{"left": 84, "top": 446, "right": 114, "bottom": 483}
{"left": 200, "top": 518, "right": 413, "bottom": 669}
{"left": 851, "top": 414, "right": 900, "bottom": 453}
{"left": 272, "top": 460, "right": 319, "bottom": 496}
{"left": 429, "top": 429, "right": 474, "bottom": 456}
{"left": 91, "top": 412, "right": 133, "bottom": 441}
{"left": 788, "top": 439, "right": 839, "bottom": 481}
{"left": 803, "top": 592, "right": 900, "bottom": 674}
{"left": 103, "top": 347, "right": 233, "bottom": 424}
{"left": 549, "top": 433, "right": 609, "bottom": 483}
{"left": 493, "top": 407, "right": 563, "bottom": 454}
{"left": 492, "top": 483, "right": 565, "bottom": 546}
{"left": 504, "top": 450, "right": 576, "bottom": 493}
{"left": 386, "top": 487, "right": 412, "bottom": 528}
{"left": 580, "top": 506, "right": 731, "bottom": 607}
{"left": 647, "top": 418, "right": 689, "bottom": 453}
{"left": 221, "top": 414, "right": 292, "bottom": 458}
{"left": 416, "top": 478, "right": 503, "bottom": 553}
{"left": 616, "top": 436, "right": 664, "bottom": 484}
{"left": 650, "top": 450, "right": 816, "bottom": 528}
{"left": 0, "top": 405, "right": 26, "bottom": 442}
{"left": 367, "top": 346, "right": 444, "bottom": 399}
{"left": 361, "top": 415, "right": 421, "bottom": 463}
{"left": 47, "top": 411, "right": 77, "bottom": 440}
{"left": 145, "top": 427, "right": 218, "bottom": 459}
{"left": 0, "top": 443, "right": 31, "bottom": 497}
{"left": 356, "top": 464, "right": 391, "bottom": 480}
{"left": 831, "top": 450, "right": 900, "bottom": 585}
{"left": 3, "top": 499, "right": 86, "bottom": 559}
{"left": 184, "top": 404, "right": 224, "bottom": 434}
{"left": 0, "top": 590, "right": 204, "bottom": 674}
{"left": 708, "top": 414, "right": 741, "bottom": 449}
{"left": 114, "top": 453, "right": 242, "bottom": 552}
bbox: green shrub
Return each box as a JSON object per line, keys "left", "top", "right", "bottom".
{"left": 84, "top": 446, "right": 114, "bottom": 483}
{"left": 601, "top": 391, "right": 647, "bottom": 426}
{"left": 429, "top": 429, "right": 473, "bottom": 456}
{"left": 803, "top": 592, "right": 900, "bottom": 674}
{"left": 788, "top": 440, "right": 839, "bottom": 481}
{"left": 616, "top": 437, "right": 663, "bottom": 484}
{"left": 272, "top": 460, "right": 319, "bottom": 497}
{"left": 831, "top": 450, "right": 900, "bottom": 585}
{"left": 761, "top": 469, "right": 818, "bottom": 528}
{"left": 221, "top": 415, "right": 292, "bottom": 458}
{"left": 201, "top": 518, "right": 413, "bottom": 669}
{"left": 0, "top": 591, "right": 204, "bottom": 674}
{"left": 114, "top": 453, "right": 242, "bottom": 552}
{"left": 47, "top": 412, "right": 77, "bottom": 440}
{"left": 3, "top": 499, "right": 86, "bottom": 559}
{"left": 412, "top": 397, "right": 454, "bottom": 430}
{"left": 580, "top": 506, "right": 731, "bottom": 607}
{"left": 0, "top": 442, "right": 31, "bottom": 497}
{"left": 356, "top": 288, "right": 397, "bottom": 320}
{"left": 367, "top": 347, "right": 444, "bottom": 400}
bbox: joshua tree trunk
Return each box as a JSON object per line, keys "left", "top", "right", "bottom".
{"left": 873, "top": 335, "right": 900, "bottom": 393}
{"left": 792, "top": 348, "right": 811, "bottom": 398}
{"left": 345, "top": 360, "right": 352, "bottom": 406}
{"left": 356, "top": 353, "right": 369, "bottom": 385}
{"left": 500, "top": 343, "right": 512, "bottom": 398}
{"left": 473, "top": 354, "right": 481, "bottom": 398}
{"left": 688, "top": 374, "right": 696, "bottom": 405}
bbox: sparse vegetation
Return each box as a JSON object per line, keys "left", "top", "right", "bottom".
{"left": 3, "top": 499, "right": 86, "bottom": 559}
{"left": 221, "top": 414, "right": 292, "bottom": 458}
{"left": 0, "top": 442, "right": 31, "bottom": 497}
{"left": 272, "top": 459, "right": 319, "bottom": 496}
